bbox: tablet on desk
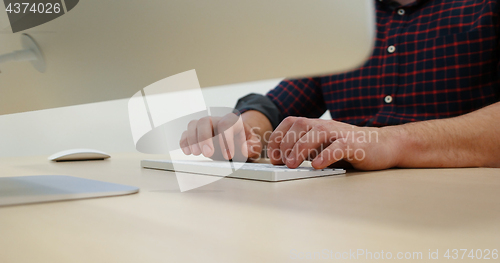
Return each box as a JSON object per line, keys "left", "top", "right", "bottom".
{"left": 0, "top": 175, "right": 139, "bottom": 207}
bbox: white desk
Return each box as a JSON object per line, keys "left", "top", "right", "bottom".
{"left": 1, "top": 153, "right": 499, "bottom": 262}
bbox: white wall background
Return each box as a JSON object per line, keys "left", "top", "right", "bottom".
{"left": 0, "top": 78, "right": 332, "bottom": 157}
{"left": 0, "top": 79, "right": 273, "bottom": 157}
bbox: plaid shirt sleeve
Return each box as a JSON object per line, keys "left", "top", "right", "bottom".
{"left": 266, "top": 77, "right": 327, "bottom": 119}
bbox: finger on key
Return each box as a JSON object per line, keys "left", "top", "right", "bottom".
{"left": 234, "top": 118, "right": 249, "bottom": 158}
{"left": 280, "top": 118, "right": 310, "bottom": 164}
{"left": 179, "top": 131, "right": 191, "bottom": 155}
{"left": 187, "top": 120, "right": 201, "bottom": 155}
{"left": 267, "top": 116, "right": 297, "bottom": 164}
{"left": 285, "top": 127, "right": 329, "bottom": 169}
{"left": 197, "top": 117, "right": 215, "bottom": 157}
{"left": 217, "top": 115, "right": 239, "bottom": 160}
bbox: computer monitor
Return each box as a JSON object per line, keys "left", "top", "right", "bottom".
{"left": 0, "top": 0, "right": 375, "bottom": 115}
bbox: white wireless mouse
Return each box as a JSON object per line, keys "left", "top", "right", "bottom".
{"left": 49, "top": 149, "right": 111, "bottom": 162}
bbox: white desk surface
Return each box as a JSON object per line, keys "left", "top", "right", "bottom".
{"left": 1, "top": 153, "right": 499, "bottom": 262}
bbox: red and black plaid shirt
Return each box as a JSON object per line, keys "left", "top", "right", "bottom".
{"left": 266, "top": 0, "right": 500, "bottom": 126}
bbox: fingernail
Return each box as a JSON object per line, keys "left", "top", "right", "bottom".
{"left": 313, "top": 157, "right": 324, "bottom": 167}
{"left": 182, "top": 147, "right": 190, "bottom": 155}
{"left": 202, "top": 145, "right": 212, "bottom": 157}
{"left": 287, "top": 157, "right": 296, "bottom": 167}
{"left": 192, "top": 144, "right": 201, "bottom": 155}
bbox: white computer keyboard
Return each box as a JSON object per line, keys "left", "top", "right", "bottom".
{"left": 141, "top": 159, "right": 346, "bottom": 182}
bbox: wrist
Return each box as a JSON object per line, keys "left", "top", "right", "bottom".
{"left": 380, "top": 125, "right": 409, "bottom": 168}
{"left": 241, "top": 110, "right": 273, "bottom": 144}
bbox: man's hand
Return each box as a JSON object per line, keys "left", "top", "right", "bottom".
{"left": 179, "top": 110, "right": 273, "bottom": 161}
{"left": 267, "top": 117, "right": 403, "bottom": 170}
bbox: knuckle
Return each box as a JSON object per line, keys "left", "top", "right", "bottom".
{"left": 283, "top": 116, "right": 296, "bottom": 124}
{"left": 295, "top": 117, "right": 307, "bottom": 126}
{"left": 315, "top": 124, "right": 327, "bottom": 132}
{"left": 188, "top": 120, "right": 198, "bottom": 128}
{"left": 224, "top": 112, "right": 236, "bottom": 119}
{"left": 199, "top": 116, "right": 212, "bottom": 124}
{"left": 337, "top": 140, "right": 349, "bottom": 149}
{"left": 268, "top": 131, "right": 282, "bottom": 145}
{"left": 217, "top": 118, "right": 229, "bottom": 128}
{"left": 218, "top": 120, "right": 235, "bottom": 132}
{"left": 180, "top": 131, "right": 187, "bottom": 141}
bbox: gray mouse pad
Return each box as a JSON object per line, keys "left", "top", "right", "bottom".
{"left": 0, "top": 175, "right": 139, "bottom": 207}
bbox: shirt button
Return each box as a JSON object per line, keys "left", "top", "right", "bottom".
{"left": 397, "top": 9, "right": 405, "bottom": 15}
{"left": 387, "top": 45, "right": 396, "bottom": 53}
{"left": 384, "top": 95, "right": 393, "bottom": 104}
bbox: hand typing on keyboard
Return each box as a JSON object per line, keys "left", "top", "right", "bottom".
{"left": 179, "top": 110, "right": 273, "bottom": 162}
{"left": 179, "top": 108, "right": 402, "bottom": 171}
{"left": 266, "top": 117, "right": 400, "bottom": 171}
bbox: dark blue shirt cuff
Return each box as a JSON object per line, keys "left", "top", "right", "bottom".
{"left": 234, "top": 93, "right": 283, "bottom": 130}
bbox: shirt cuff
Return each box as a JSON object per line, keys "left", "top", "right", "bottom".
{"left": 234, "top": 93, "right": 283, "bottom": 130}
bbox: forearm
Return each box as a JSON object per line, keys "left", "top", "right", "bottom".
{"left": 386, "top": 102, "right": 500, "bottom": 168}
